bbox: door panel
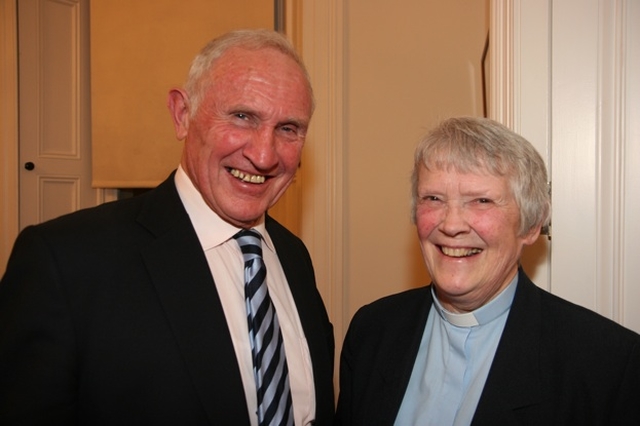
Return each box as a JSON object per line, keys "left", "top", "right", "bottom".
{"left": 18, "top": 0, "right": 97, "bottom": 228}
{"left": 40, "top": 178, "right": 78, "bottom": 222}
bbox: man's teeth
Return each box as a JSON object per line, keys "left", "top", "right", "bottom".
{"left": 230, "top": 168, "right": 265, "bottom": 184}
{"left": 441, "top": 247, "right": 482, "bottom": 257}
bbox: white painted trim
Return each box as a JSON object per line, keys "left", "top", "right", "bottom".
{"left": 489, "top": 0, "right": 514, "bottom": 127}
{"left": 299, "top": 0, "right": 346, "bottom": 358}
{"left": 510, "top": 0, "right": 552, "bottom": 291}
{"left": 595, "top": 0, "right": 628, "bottom": 324}
{"left": 0, "top": 0, "right": 19, "bottom": 276}
{"left": 621, "top": 0, "right": 640, "bottom": 332}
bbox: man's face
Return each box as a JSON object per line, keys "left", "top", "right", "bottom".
{"left": 173, "top": 46, "right": 312, "bottom": 228}
{"left": 414, "top": 165, "right": 539, "bottom": 313}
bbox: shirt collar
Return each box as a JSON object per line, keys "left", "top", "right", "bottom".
{"left": 174, "top": 166, "right": 271, "bottom": 251}
{"left": 431, "top": 273, "right": 518, "bottom": 327}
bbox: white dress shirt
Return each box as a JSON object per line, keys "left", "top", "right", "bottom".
{"left": 174, "top": 166, "right": 316, "bottom": 426}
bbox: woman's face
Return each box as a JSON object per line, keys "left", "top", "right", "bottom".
{"left": 415, "top": 165, "right": 540, "bottom": 313}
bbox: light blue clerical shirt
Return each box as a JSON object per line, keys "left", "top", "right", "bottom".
{"left": 394, "top": 275, "right": 518, "bottom": 426}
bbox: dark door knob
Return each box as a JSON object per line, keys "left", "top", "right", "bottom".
{"left": 24, "top": 162, "right": 35, "bottom": 171}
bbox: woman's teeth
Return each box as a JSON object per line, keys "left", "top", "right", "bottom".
{"left": 441, "top": 247, "right": 482, "bottom": 257}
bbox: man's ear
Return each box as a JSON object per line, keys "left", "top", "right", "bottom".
{"left": 167, "top": 88, "right": 190, "bottom": 140}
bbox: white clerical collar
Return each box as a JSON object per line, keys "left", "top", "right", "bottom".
{"left": 436, "top": 304, "right": 480, "bottom": 327}
{"left": 431, "top": 274, "right": 519, "bottom": 328}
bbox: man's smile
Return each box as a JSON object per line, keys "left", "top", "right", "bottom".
{"left": 228, "top": 167, "right": 266, "bottom": 184}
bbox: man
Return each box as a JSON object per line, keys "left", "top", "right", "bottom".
{"left": 0, "top": 29, "right": 334, "bottom": 425}
{"left": 335, "top": 117, "right": 640, "bottom": 425}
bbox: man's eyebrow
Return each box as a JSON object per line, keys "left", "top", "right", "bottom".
{"left": 281, "top": 117, "right": 309, "bottom": 127}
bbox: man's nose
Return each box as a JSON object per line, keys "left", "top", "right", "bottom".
{"left": 244, "top": 127, "right": 278, "bottom": 170}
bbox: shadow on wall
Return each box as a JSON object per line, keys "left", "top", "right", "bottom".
{"left": 406, "top": 231, "right": 432, "bottom": 289}
{"left": 521, "top": 236, "right": 549, "bottom": 282}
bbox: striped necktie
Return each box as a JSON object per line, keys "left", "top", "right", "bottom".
{"left": 234, "top": 229, "right": 294, "bottom": 426}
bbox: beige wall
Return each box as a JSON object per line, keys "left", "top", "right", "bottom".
{"left": 343, "top": 0, "right": 489, "bottom": 318}
{"left": 90, "top": 0, "right": 273, "bottom": 188}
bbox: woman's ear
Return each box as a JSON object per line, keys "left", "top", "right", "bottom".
{"left": 522, "top": 225, "right": 542, "bottom": 246}
{"left": 167, "top": 88, "right": 190, "bottom": 140}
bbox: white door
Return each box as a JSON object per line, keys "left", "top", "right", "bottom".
{"left": 548, "top": 0, "right": 640, "bottom": 332}
{"left": 504, "top": 0, "right": 640, "bottom": 333}
{"left": 18, "top": 0, "right": 98, "bottom": 229}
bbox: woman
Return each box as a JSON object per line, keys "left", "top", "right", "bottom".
{"left": 335, "top": 116, "right": 640, "bottom": 426}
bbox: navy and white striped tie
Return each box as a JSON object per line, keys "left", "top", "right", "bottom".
{"left": 234, "top": 229, "right": 293, "bottom": 426}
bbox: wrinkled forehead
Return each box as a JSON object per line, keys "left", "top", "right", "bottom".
{"left": 211, "top": 47, "right": 299, "bottom": 79}
{"left": 212, "top": 47, "right": 312, "bottom": 101}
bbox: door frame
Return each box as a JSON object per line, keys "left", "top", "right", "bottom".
{"left": 0, "top": 0, "right": 19, "bottom": 276}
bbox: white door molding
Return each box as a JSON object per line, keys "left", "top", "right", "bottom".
{"left": 488, "top": 0, "right": 514, "bottom": 128}
{"left": 490, "top": 0, "right": 552, "bottom": 290}
{"left": 0, "top": 0, "right": 19, "bottom": 276}
{"left": 551, "top": 0, "right": 640, "bottom": 332}
{"left": 298, "top": 0, "right": 346, "bottom": 365}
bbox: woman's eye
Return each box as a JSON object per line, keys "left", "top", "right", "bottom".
{"left": 473, "top": 198, "right": 495, "bottom": 207}
{"left": 422, "top": 195, "right": 440, "bottom": 202}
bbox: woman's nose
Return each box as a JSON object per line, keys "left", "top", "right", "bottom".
{"left": 439, "top": 204, "right": 470, "bottom": 236}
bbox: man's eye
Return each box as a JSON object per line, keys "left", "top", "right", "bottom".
{"left": 422, "top": 195, "right": 440, "bottom": 202}
{"left": 279, "top": 124, "right": 299, "bottom": 134}
{"left": 278, "top": 124, "right": 304, "bottom": 139}
{"left": 477, "top": 198, "right": 492, "bottom": 204}
{"left": 234, "top": 113, "right": 248, "bottom": 120}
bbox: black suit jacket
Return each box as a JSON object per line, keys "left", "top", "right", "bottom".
{"left": 0, "top": 173, "right": 334, "bottom": 425}
{"left": 335, "top": 269, "right": 640, "bottom": 425}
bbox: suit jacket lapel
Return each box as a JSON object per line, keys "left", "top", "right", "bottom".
{"left": 472, "top": 269, "right": 543, "bottom": 424}
{"left": 137, "top": 175, "right": 250, "bottom": 425}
